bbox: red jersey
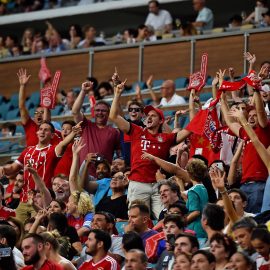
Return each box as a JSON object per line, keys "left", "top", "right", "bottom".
{"left": 128, "top": 124, "right": 176, "bottom": 183}
{"left": 0, "top": 206, "right": 16, "bottom": 220}
{"left": 54, "top": 143, "right": 73, "bottom": 176}
{"left": 15, "top": 144, "right": 60, "bottom": 202}
{"left": 240, "top": 123, "right": 270, "bottom": 183}
{"left": 23, "top": 118, "right": 61, "bottom": 147}
{"left": 21, "top": 260, "right": 63, "bottom": 270}
{"left": 5, "top": 182, "right": 14, "bottom": 205}
{"left": 79, "top": 255, "right": 119, "bottom": 270}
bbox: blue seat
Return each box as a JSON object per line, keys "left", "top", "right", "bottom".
{"left": 51, "top": 105, "right": 63, "bottom": 116}
{"left": 6, "top": 108, "right": 20, "bottom": 120}
{"left": 15, "top": 125, "right": 25, "bottom": 135}
{"left": 0, "top": 102, "right": 13, "bottom": 120}
{"left": 206, "top": 76, "right": 213, "bottom": 86}
{"left": 200, "top": 92, "right": 212, "bottom": 102}
{"left": 0, "top": 95, "right": 4, "bottom": 105}
{"left": 152, "top": 79, "right": 164, "bottom": 88}
{"left": 29, "top": 91, "right": 40, "bottom": 107}
{"left": 115, "top": 222, "right": 128, "bottom": 236}
{"left": 132, "top": 81, "right": 146, "bottom": 91}
{"left": 10, "top": 93, "right": 19, "bottom": 108}
{"left": 25, "top": 99, "right": 34, "bottom": 110}
{"left": 29, "top": 107, "right": 36, "bottom": 117}
{"left": 175, "top": 77, "right": 188, "bottom": 89}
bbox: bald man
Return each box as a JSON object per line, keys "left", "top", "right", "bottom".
{"left": 160, "top": 80, "right": 186, "bottom": 106}
{"left": 192, "top": 0, "right": 214, "bottom": 30}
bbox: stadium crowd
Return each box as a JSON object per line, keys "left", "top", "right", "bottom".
{"left": 0, "top": 46, "right": 270, "bottom": 270}
{"left": 1, "top": 0, "right": 270, "bottom": 59}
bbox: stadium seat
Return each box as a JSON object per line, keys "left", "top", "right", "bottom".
{"left": 200, "top": 92, "right": 213, "bottom": 102}
{"left": 15, "top": 125, "right": 25, "bottom": 135}
{"left": 29, "top": 91, "right": 40, "bottom": 107}
{"left": 152, "top": 79, "right": 164, "bottom": 88}
{"left": 0, "top": 102, "right": 13, "bottom": 120}
{"left": 5, "top": 108, "right": 20, "bottom": 120}
{"left": 9, "top": 93, "right": 19, "bottom": 108}
{"left": 206, "top": 76, "right": 213, "bottom": 86}
{"left": 51, "top": 105, "right": 63, "bottom": 116}
{"left": 175, "top": 77, "right": 188, "bottom": 89}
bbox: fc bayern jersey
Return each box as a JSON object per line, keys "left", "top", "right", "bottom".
{"left": 15, "top": 144, "right": 60, "bottom": 202}
{"left": 128, "top": 123, "right": 176, "bottom": 183}
{"left": 0, "top": 206, "right": 16, "bottom": 220}
{"left": 79, "top": 255, "right": 119, "bottom": 270}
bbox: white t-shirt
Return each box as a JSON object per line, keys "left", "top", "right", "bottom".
{"left": 145, "top": 9, "right": 172, "bottom": 31}
{"left": 160, "top": 93, "right": 186, "bottom": 106}
{"left": 196, "top": 7, "right": 214, "bottom": 30}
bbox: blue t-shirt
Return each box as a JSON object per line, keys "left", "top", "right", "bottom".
{"left": 93, "top": 178, "right": 112, "bottom": 206}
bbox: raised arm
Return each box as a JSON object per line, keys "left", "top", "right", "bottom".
{"left": 227, "top": 141, "right": 243, "bottom": 186}
{"left": 69, "top": 138, "right": 85, "bottom": 192}
{"left": 55, "top": 121, "right": 82, "bottom": 157}
{"left": 141, "top": 151, "right": 190, "bottom": 183}
{"left": 109, "top": 80, "right": 130, "bottom": 133}
{"left": 72, "top": 81, "right": 94, "bottom": 123}
{"left": 189, "top": 89, "right": 198, "bottom": 121}
{"left": 210, "top": 169, "right": 238, "bottom": 224}
{"left": 211, "top": 73, "right": 219, "bottom": 99}
{"left": 146, "top": 75, "right": 159, "bottom": 106}
{"left": 17, "top": 69, "right": 31, "bottom": 125}
{"left": 229, "top": 107, "right": 270, "bottom": 172}
{"left": 0, "top": 162, "right": 21, "bottom": 178}
{"left": 25, "top": 162, "right": 52, "bottom": 207}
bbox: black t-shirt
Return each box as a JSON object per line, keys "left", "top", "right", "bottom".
{"left": 95, "top": 195, "right": 128, "bottom": 220}
{"left": 63, "top": 226, "right": 80, "bottom": 260}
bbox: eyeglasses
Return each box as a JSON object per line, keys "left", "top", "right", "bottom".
{"left": 95, "top": 109, "right": 109, "bottom": 113}
{"left": 128, "top": 107, "right": 141, "bottom": 113}
{"left": 34, "top": 111, "right": 44, "bottom": 115}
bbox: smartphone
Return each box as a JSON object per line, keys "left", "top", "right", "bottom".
{"left": 0, "top": 247, "right": 11, "bottom": 258}
{"left": 215, "top": 162, "right": 224, "bottom": 172}
{"left": 167, "top": 234, "right": 176, "bottom": 247}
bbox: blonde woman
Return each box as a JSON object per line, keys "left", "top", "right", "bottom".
{"left": 41, "top": 231, "right": 76, "bottom": 270}
{"left": 66, "top": 191, "right": 94, "bottom": 242}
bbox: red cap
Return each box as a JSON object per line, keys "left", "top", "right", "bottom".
{"left": 144, "top": 105, "right": 165, "bottom": 122}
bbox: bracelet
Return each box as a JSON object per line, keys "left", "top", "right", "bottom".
{"left": 219, "top": 189, "right": 227, "bottom": 195}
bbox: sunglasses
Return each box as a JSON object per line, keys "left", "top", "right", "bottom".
{"left": 128, "top": 107, "right": 141, "bottom": 113}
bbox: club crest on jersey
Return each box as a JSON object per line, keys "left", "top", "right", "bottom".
{"left": 157, "top": 136, "right": 163, "bottom": 142}
{"left": 40, "top": 152, "right": 46, "bottom": 157}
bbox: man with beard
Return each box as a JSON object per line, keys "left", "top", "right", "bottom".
{"left": 21, "top": 233, "right": 62, "bottom": 270}
{"left": 111, "top": 158, "right": 126, "bottom": 174}
{"left": 79, "top": 212, "right": 124, "bottom": 265}
{"left": 5, "top": 171, "right": 24, "bottom": 209}
{"left": 72, "top": 81, "right": 120, "bottom": 177}
{"left": 51, "top": 175, "right": 70, "bottom": 203}
{"left": 79, "top": 157, "right": 112, "bottom": 206}
{"left": 79, "top": 229, "right": 119, "bottom": 270}
{"left": 17, "top": 69, "right": 61, "bottom": 147}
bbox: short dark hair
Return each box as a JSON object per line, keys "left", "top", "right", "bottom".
{"left": 0, "top": 183, "right": 4, "bottom": 197}
{"left": 48, "top": 213, "right": 68, "bottom": 234}
{"left": 210, "top": 233, "right": 237, "bottom": 258}
{"left": 148, "top": 0, "right": 160, "bottom": 7}
{"left": 41, "top": 120, "right": 55, "bottom": 133}
{"left": 168, "top": 203, "right": 188, "bottom": 216}
{"left": 251, "top": 228, "right": 270, "bottom": 244}
{"left": 229, "top": 14, "right": 243, "bottom": 23}
{"left": 203, "top": 203, "right": 225, "bottom": 231}
{"left": 228, "top": 188, "right": 247, "bottom": 202}
{"left": 192, "top": 250, "right": 216, "bottom": 264}
{"left": 175, "top": 233, "right": 199, "bottom": 250}
{"left": 95, "top": 100, "right": 111, "bottom": 110}
{"left": 0, "top": 225, "right": 17, "bottom": 249}
{"left": 127, "top": 249, "right": 148, "bottom": 264}
{"left": 62, "top": 120, "right": 76, "bottom": 127}
{"left": 129, "top": 203, "right": 150, "bottom": 216}
{"left": 128, "top": 101, "right": 144, "bottom": 111}
{"left": 86, "top": 76, "right": 98, "bottom": 90}
{"left": 89, "top": 229, "right": 112, "bottom": 252}
{"left": 122, "top": 232, "right": 144, "bottom": 252}
{"left": 261, "top": 60, "right": 270, "bottom": 67}
{"left": 192, "top": 154, "right": 209, "bottom": 167}
{"left": 95, "top": 212, "right": 116, "bottom": 224}
{"left": 232, "top": 217, "right": 257, "bottom": 232}
{"left": 23, "top": 233, "right": 44, "bottom": 245}
{"left": 158, "top": 179, "right": 180, "bottom": 197}
{"left": 2, "top": 122, "right": 16, "bottom": 135}
{"left": 164, "top": 214, "right": 185, "bottom": 230}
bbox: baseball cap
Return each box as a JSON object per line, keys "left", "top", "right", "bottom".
{"left": 144, "top": 105, "right": 165, "bottom": 122}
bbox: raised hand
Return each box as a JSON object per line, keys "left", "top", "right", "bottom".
{"left": 228, "top": 107, "right": 245, "bottom": 120}
{"left": 155, "top": 169, "right": 166, "bottom": 182}
{"left": 141, "top": 151, "right": 155, "bottom": 161}
{"left": 135, "top": 84, "right": 141, "bottom": 95}
{"left": 146, "top": 75, "right": 153, "bottom": 89}
{"left": 114, "top": 79, "right": 127, "bottom": 96}
{"left": 112, "top": 67, "right": 121, "bottom": 86}
{"left": 244, "top": 52, "right": 256, "bottom": 65}
{"left": 72, "top": 137, "right": 86, "bottom": 155}
{"left": 72, "top": 121, "right": 83, "bottom": 137}
{"left": 209, "top": 168, "right": 226, "bottom": 191}
{"left": 35, "top": 209, "right": 48, "bottom": 221}
{"left": 85, "top": 153, "right": 98, "bottom": 164}
{"left": 228, "top": 67, "right": 235, "bottom": 80}
{"left": 258, "top": 66, "right": 269, "bottom": 80}
{"left": 25, "top": 160, "right": 37, "bottom": 175}
{"left": 175, "top": 109, "right": 189, "bottom": 117}
{"left": 217, "top": 69, "right": 226, "bottom": 86}
{"left": 212, "top": 72, "right": 219, "bottom": 86}
{"left": 17, "top": 68, "right": 31, "bottom": 86}
{"left": 81, "top": 81, "right": 94, "bottom": 94}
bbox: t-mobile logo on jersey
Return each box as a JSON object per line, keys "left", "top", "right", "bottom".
{"left": 141, "top": 140, "right": 151, "bottom": 151}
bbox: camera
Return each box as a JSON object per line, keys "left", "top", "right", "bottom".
{"left": 96, "top": 155, "right": 104, "bottom": 163}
